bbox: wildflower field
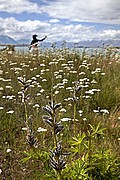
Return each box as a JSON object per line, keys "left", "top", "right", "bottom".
{"left": 0, "top": 44, "right": 120, "bottom": 180}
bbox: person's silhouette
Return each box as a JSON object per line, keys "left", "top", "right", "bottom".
{"left": 29, "top": 34, "right": 47, "bottom": 51}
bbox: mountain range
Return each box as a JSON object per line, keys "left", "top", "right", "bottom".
{"left": 0, "top": 35, "right": 18, "bottom": 45}
{"left": 0, "top": 35, "right": 120, "bottom": 48}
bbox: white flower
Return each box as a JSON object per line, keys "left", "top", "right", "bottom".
{"left": 54, "top": 71, "right": 59, "bottom": 76}
{"left": 92, "top": 89, "right": 101, "bottom": 92}
{"left": 6, "top": 148, "right": 12, "bottom": 153}
{"left": 22, "top": 127, "right": 28, "bottom": 131}
{"left": 0, "top": 70, "right": 3, "bottom": 74}
{"left": 83, "top": 118, "right": 87, "bottom": 121}
{"left": 61, "top": 63, "right": 67, "bottom": 67}
{"left": 0, "top": 169, "right": 2, "bottom": 174}
{"left": 55, "top": 90, "right": 59, "bottom": 95}
{"left": 31, "top": 77, "right": 37, "bottom": 80}
{"left": 85, "top": 90, "right": 94, "bottom": 95}
{"left": 6, "top": 85, "right": 12, "bottom": 89}
{"left": 91, "top": 79, "right": 97, "bottom": 84}
{"left": 42, "top": 79, "right": 47, "bottom": 82}
{"left": 2, "top": 96, "right": 6, "bottom": 99}
{"left": 72, "top": 118, "right": 78, "bottom": 122}
{"left": 68, "top": 61, "right": 73, "bottom": 64}
{"left": 37, "top": 93, "right": 41, "bottom": 96}
{"left": 100, "top": 109, "right": 109, "bottom": 114}
{"left": 6, "top": 110, "right": 14, "bottom": 114}
{"left": 68, "top": 97, "right": 73, "bottom": 101}
{"left": 58, "top": 85, "right": 64, "bottom": 89}
{"left": 40, "top": 89, "right": 44, "bottom": 93}
{"left": 101, "top": 73, "right": 105, "bottom": 75}
{"left": 95, "top": 68, "right": 101, "bottom": 72}
{"left": 27, "top": 79, "right": 32, "bottom": 83}
{"left": 18, "top": 91, "right": 23, "bottom": 94}
{"left": 55, "top": 75, "right": 62, "bottom": 79}
{"left": 7, "top": 95, "right": 15, "bottom": 100}
{"left": 37, "top": 127, "right": 47, "bottom": 132}
{"left": 79, "top": 72, "right": 85, "bottom": 75}
{"left": 69, "top": 70, "right": 77, "bottom": 74}
{"left": 78, "top": 110, "right": 83, "bottom": 116}
{"left": 46, "top": 95, "right": 50, "bottom": 99}
{"left": 36, "top": 75, "right": 40, "bottom": 78}
{"left": 33, "top": 104, "right": 40, "bottom": 108}
{"left": 61, "top": 118, "right": 71, "bottom": 122}
{"left": 78, "top": 110, "right": 83, "bottom": 114}
{"left": 66, "top": 87, "right": 72, "bottom": 90}
{"left": 93, "top": 110, "right": 99, "bottom": 113}
{"left": 0, "top": 107, "right": 4, "bottom": 110}
{"left": 0, "top": 87, "right": 4, "bottom": 91}
{"left": 59, "top": 70, "right": 63, "bottom": 73}
{"left": 83, "top": 95, "right": 91, "bottom": 99}
{"left": 62, "top": 79, "right": 68, "bottom": 83}
{"left": 40, "top": 63, "right": 45, "bottom": 67}
{"left": 46, "top": 68, "right": 50, "bottom": 72}
{"left": 59, "top": 108, "right": 66, "bottom": 113}
{"left": 49, "top": 62, "right": 55, "bottom": 65}
{"left": 91, "top": 71, "right": 96, "bottom": 74}
{"left": 29, "top": 83, "right": 34, "bottom": 87}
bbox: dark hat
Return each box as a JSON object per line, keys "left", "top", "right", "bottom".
{"left": 32, "top": 34, "right": 37, "bottom": 38}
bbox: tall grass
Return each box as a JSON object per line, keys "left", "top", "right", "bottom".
{"left": 0, "top": 45, "right": 120, "bottom": 179}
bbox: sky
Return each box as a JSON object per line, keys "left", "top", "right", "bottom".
{"left": 0, "top": 0, "right": 120, "bottom": 43}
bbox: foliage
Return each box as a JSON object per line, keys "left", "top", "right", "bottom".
{"left": 0, "top": 45, "right": 120, "bottom": 179}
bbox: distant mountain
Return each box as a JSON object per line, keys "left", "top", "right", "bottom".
{"left": 0, "top": 35, "right": 18, "bottom": 45}
{"left": 44, "top": 40, "right": 120, "bottom": 48}
{"left": 75, "top": 40, "right": 120, "bottom": 48}
{"left": 16, "top": 39, "right": 30, "bottom": 45}
{"left": 43, "top": 40, "right": 120, "bottom": 48}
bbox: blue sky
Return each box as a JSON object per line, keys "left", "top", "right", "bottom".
{"left": 0, "top": 0, "right": 120, "bottom": 43}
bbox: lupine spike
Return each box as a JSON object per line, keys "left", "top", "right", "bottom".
{"left": 54, "top": 103, "right": 61, "bottom": 110}
{"left": 24, "top": 84, "right": 30, "bottom": 91}
{"left": 17, "top": 78, "right": 26, "bottom": 85}
{"left": 49, "top": 101, "right": 55, "bottom": 109}
{"left": 44, "top": 119, "right": 53, "bottom": 127}
{"left": 76, "top": 86, "right": 82, "bottom": 92}
{"left": 42, "top": 115, "right": 53, "bottom": 122}
{"left": 54, "top": 123, "right": 64, "bottom": 134}
{"left": 42, "top": 106, "right": 53, "bottom": 116}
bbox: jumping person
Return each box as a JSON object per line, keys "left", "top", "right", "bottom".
{"left": 29, "top": 34, "right": 47, "bottom": 53}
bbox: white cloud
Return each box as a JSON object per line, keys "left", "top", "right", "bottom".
{"left": 0, "top": 17, "right": 119, "bottom": 42}
{"left": 41, "top": 0, "right": 120, "bottom": 24}
{"left": 0, "top": 0, "right": 120, "bottom": 24}
{"left": 49, "top": 19, "right": 60, "bottom": 23}
{"left": 0, "top": 0, "right": 41, "bottom": 13}
{"left": 98, "top": 30, "right": 120, "bottom": 40}
{"left": 0, "top": 0, "right": 120, "bottom": 42}
{"left": 0, "top": 17, "right": 50, "bottom": 40}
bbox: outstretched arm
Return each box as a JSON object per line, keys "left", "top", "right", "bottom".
{"left": 38, "top": 35, "right": 47, "bottom": 42}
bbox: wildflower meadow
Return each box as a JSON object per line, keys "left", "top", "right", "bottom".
{"left": 0, "top": 44, "right": 120, "bottom": 180}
